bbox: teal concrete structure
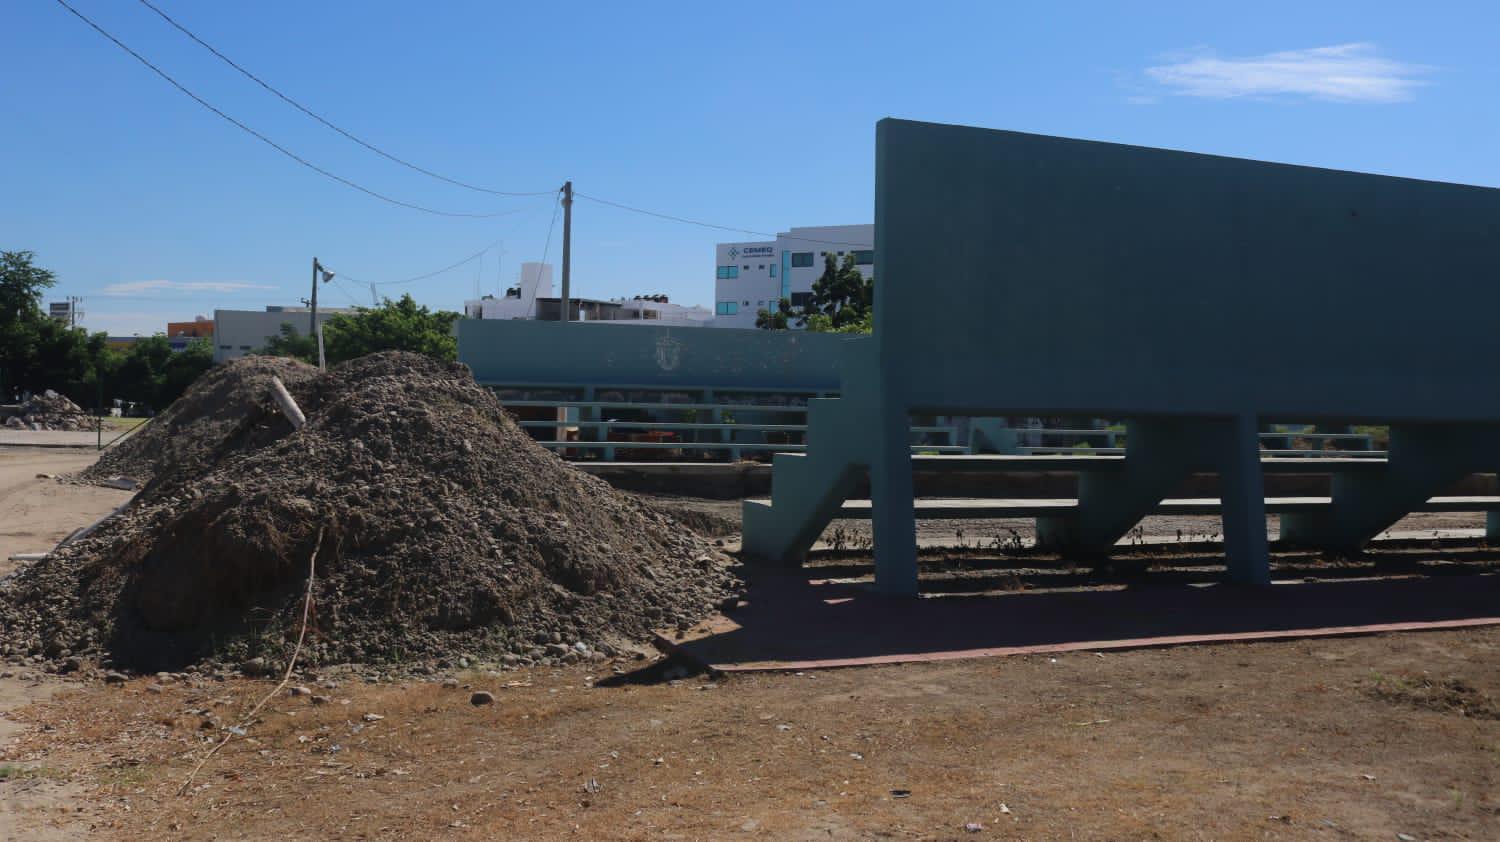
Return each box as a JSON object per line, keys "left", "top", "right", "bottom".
{"left": 743, "top": 118, "right": 1500, "bottom": 595}
{"left": 457, "top": 319, "right": 849, "bottom": 392}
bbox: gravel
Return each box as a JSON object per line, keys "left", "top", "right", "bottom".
{"left": 3, "top": 352, "right": 741, "bottom": 673}
{"left": 76, "top": 355, "right": 318, "bottom": 487}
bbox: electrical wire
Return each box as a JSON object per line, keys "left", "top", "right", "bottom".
{"left": 328, "top": 276, "right": 363, "bottom": 307}
{"left": 327, "top": 193, "right": 556, "bottom": 287}
{"left": 55, "top": 0, "right": 519, "bottom": 218}
{"left": 574, "top": 192, "right": 873, "bottom": 247}
{"left": 335, "top": 239, "right": 504, "bottom": 287}
{"left": 537, "top": 196, "right": 562, "bottom": 276}
{"left": 135, "top": 0, "right": 554, "bottom": 198}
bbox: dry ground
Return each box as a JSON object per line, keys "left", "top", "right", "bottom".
{"left": 5, "top": 631, "right": 1500, "bottom": 840}
{"left": 3, "top": 449, "right": 1499, "bottom": 840}
{"left": 0, "top": 447, "right": 133, "bottom": 578}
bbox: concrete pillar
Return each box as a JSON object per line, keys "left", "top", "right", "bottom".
{"left": 869, "top": 400, "right": 918, "bottom": 596}
{"left": 1219, "top": 414, "right": 1271, "bottom": 584}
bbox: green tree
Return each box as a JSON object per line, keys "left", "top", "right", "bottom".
{"left": 806, "top": 253, "right": 873, "bottom": 330}
{"left": 323, "top": 294, "right": 458, "bottom": 363}
{"left": 1, "top": 250, "right": 56, "bottom": 322}
{"left": 804, "top": 310, "right": 873, "bottom": 334}
{"left": 259, "top": 322, "right": 318, "bottom": 363}
{"left": 157, "top": 338, "right": 214, "bottom": 407}
{"left": 0, "top": 249, "right": 213, "bottom": 411}
{"left": 754, "top": 298, "right": 794, "bottom": 331}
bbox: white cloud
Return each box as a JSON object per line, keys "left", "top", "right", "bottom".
{"left": 1143, "top": 43, "right": 1429, "bottom": 104}
{"left": 99, "top": 279, "right": 278, "bottom": 297}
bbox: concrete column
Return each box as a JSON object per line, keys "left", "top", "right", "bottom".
{"left": 1219, "top": 414, "right": 1271, "bottom": 584}
{"left": 869, "top": 400, "right": 918, "bottom": 596}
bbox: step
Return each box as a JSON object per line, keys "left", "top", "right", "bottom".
{"left": 746, "top": 495, "right": 1500, "bottom": 520}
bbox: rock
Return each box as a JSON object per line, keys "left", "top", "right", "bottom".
{"left": 470, "top": 691, "right": 495, "bottom": 706}
{"left": 289, "top": 686, "right": 313, "bottom": 697}
{"left": 103, "top": 671, "right": 127, "bottom": 684}
{"left": 60, "top": 656, "right": 84, "bottom": 674}
{"left": 441, "top": 678, "right": 460, "bottom": 689}
{"left": 145, "top": 683, "right": 164, "bottom": 694}
{"left": 241, "top": 657, "right": 270, "bottom": 676}
{"left": 310, "top": 694, "right": 332, "bottom": 705}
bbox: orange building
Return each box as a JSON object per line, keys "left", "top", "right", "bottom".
{"left": 167, "top": 317, "right": 214, "bottom": 339}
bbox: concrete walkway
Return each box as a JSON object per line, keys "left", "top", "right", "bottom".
{"left": 0, "top": 429, "right": 132, "bottom": 449}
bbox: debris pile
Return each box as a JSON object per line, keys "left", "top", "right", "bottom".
{"left": 2, "top": 352, "right": 740, "bottom": 672}
{"left": 4, "top": 390, "right": 94, "bottom": 431}
{"left": 77, "top": 356, "right": 318, "bottom": 486}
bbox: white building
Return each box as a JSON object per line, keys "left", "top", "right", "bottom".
{"left": 464, "top": 262, "right": 553, "bottom": 320}
{"left": 608, "top": 296, "right": 714, "bottom": 327}
{"left": 466, "top": 261, "right": 712, "bottom": 327}
{"left": 213, "top": 306, "right": 354, "bottom": 363}
{"left": 713, "top": 224, "right": 874, "bottom": 329}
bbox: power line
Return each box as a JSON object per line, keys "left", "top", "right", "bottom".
{"left": 54, "top": 0, "right": 518, "bottom": 218}
{"left": 324, "top": 194, "right": 556, "bottom": 287}
{"left": 574, "top": 192, "right": 873, "bottom": 247}
{"left": 537, "top": 196, "right": 562, "bottom": 273}
{"left": 135, "top": 0, "right": 554, "bottom": 198}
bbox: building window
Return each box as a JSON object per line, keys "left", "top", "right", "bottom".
{"left": 769, "top": 264, "right": 777, "bottom": 278}
{"left": 743, "top": 300, "right": 749, "bottom": 306}
{"left": 790, "top": 292, "right": 814, "bottom": 310}
{"left": 837, "top": 251, "right": 845, "bottom": 256}
{"left": 742, "top": 265, "right": 749, "bottom": 271}
{"left": 757, "top": 265, "right": 764, "bottom": 270}
{"left": 757, "top": 300, "right": 764, "bottom": 308}
{"left": 854, "top": 249, "right": 874, "bottom": 265}
{"left": 716, "top": 265, "right": 739, "bottom": 279}
{"left": 791, "top": 252, "right": 813, "bottom": 268}
{"left": 715, "top": 301, "right": 739, "bottom": 315}
{"left": 219, "top": 344, "right": 231, "bottom": 350}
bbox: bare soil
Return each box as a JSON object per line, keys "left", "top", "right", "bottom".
{"left": 2, "top": 628, "right": 1497, "bottom": 840}
{"left": 5, "top": 449, "right": 1500, "bottom": 840}
{"left": 0, "top": 448, "right": 134, "bottom": 578}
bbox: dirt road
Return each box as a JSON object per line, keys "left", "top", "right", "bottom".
{"left": 1, "top": 448, "right": 130, "bottom": 840}
{"left": 0, "top": 448, "right": 133, "bottom": 578}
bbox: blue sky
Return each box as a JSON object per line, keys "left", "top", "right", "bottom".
{"left": 3, "top": 1, "right": 1496, "bottom": 335}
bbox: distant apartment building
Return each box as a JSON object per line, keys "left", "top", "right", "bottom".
{"left": 464, "top": 262, "right": 554, "bottom": 320}
{"left": 213, "top": 306, "right": 354, "bottom": 363}
{"left": 465, "top": 261, "right": 712, "bottom": 327}
{"left": 713, "top": 224, "right": 873, "bottom": 329}
{"left": 47, "top": 299, "right": 80, "bottom": 326}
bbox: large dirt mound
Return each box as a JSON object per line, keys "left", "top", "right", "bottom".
{"left": 3, "top": 352, "right": 739, "bottom": 672}
{"left": 77, "top": 356, "right": 319, "bottom": 486}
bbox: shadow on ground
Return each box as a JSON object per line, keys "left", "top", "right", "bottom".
{"left": 664, "top": 545, "right": 1500, "bottom": 670}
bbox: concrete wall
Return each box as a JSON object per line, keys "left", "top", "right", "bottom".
{"left": 457, "top": 318, "right": 854, "bottom": 390}
{"left": 874, "top": 119, "right": 1500, "bottom": 422}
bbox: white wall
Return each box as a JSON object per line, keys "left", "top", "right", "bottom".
{"left": 213, "top": 308, "right": 352, "bottom": 362}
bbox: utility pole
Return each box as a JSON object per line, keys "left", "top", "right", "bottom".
{"left": 309, "top": 257, "right": 321, "bottom": 336}
{"left": 560, "top": 181, "right": 573, "bottom": 323}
